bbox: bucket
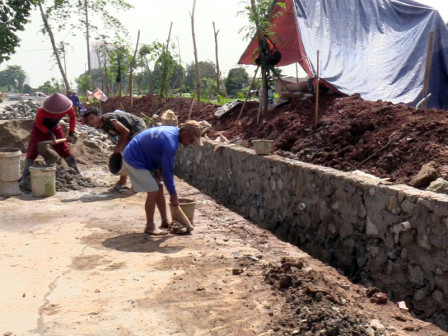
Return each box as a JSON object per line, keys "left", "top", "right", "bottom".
{"left": 0, "top": 148, "right": 21, "bottom": 181}
{"left": 252, "top": 140, "right": 274, "bottom": 155}
{"left": 0, "top": 181, "right": 21, "bottom": 196}
{"left": 108, "top": 153, "right": 127, "bottom": 176}
{"left": 29, "top": 165, "right": 57, "bottom": 197}
{"left": 170, "top": 198, "right": 196, "bottom": 223}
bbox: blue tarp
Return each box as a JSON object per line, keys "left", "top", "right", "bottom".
{"left": 240, "top": 0, "right": 448, "bottom": 109}
{"left": 294, "top": 0, "right": 448, "bottom": 108}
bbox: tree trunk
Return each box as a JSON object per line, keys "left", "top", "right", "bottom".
{"left": 85, "top": 0, "right": 93, "bottom": 89}
{"left": 212, "top": 22, "right": 220, "bottom": 97}
{"left": 250, "top": 0, "right": 268, "bottom": 119}
{"left": 94, "top": 47, "right": 105, "bottom": 91}
{"left": 190, "top": 0, "right": 201, "bottom": 106}
{"left": 129, "top": 30, "right": 141, "bottom": 106}
{"left": 37, "top": 0, "right": 70, "bottom": 92}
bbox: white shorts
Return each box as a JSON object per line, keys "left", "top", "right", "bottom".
{"left": 122, "top": 160, "right": 161, "bottom": 192}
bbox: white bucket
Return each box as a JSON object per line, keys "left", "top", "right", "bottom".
{"left": 0, "top": 148, "right": 21, "bottom": 181}
{"left": 0, "top": 180, "right": 21, "bottom": 196}
{"left": 29, "top": 165, "right": 57, "bottom": 197}
{"left": 252, "top": 140, "right": 274, "bottom": 155}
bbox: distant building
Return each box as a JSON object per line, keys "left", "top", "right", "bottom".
{"left": 90, "top": 41, "right": 114, "bottom": 69}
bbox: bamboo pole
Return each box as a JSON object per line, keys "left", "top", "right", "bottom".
{"left": 234, "top": 66, "right": 260, "bottom": 128}
{"left": 160, "top": 22, "right": 173, "bottom": 98}
{"left": 422, "top": 31, "right": 435, "bottom": 109}
{"left": 314, "top": 50, "right": 320, "bottom": 129}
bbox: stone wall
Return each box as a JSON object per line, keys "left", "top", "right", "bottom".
{"left": 175, "top": 140, "right": 448, "bottom": 329}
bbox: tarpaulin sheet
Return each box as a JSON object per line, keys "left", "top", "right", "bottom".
{"left": 239, "top": 0, "right": 448, "bottom": 109}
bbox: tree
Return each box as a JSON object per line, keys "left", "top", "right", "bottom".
{"left": 0, "top": 1, "right": 36, "bottom": 64}
{"left": 240, "top": 0, "right": 285, "bottom": 119}
{"left": 37, "top": 78, "right": 63, "bottom": 94}
{"left": 0, "top": 65, "right": 26, "bottom": 91}
{"left": 225, "top": 67, "right": 249, "bottom": 97}
{"left": 38, "top": 0, "right": 132, "bottom": 91}
{"left": 184, "top": 61, "right": 216, "bottom": 92}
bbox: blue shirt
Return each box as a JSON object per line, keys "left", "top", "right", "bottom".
{"left": 123, "top": 126, "right": 179, "bottom": 195}
{"left": 68, "top": 94, "right": 80, "bottom": 106}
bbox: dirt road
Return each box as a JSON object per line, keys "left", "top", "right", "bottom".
{"left": 1, "top": 168, "right": 446, "bottom": 335}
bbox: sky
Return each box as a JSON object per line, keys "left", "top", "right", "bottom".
{"left": 2, "top": 0, "right": 448, "bottom": 89}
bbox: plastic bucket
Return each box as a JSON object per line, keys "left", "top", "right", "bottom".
{"left": 108, "top": 153, "right": 127, "bottom": 176}
{"left": 29, "top": 165, "right": 57, "bottom": 197}
{"left": 0, "top": 148, "right": 21, "bottom": 181}
{"left": 0, "top": 181, "right": 21, "bottom": 196}
{"left": 252, "top": 140, "right": 274, "bottom": 155}
{"left": 170, "top": 198, "right": 196, "bottom": 223}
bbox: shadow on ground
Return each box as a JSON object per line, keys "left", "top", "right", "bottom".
{"left": 103, "top": 233, "right": 184, "bottom": 254}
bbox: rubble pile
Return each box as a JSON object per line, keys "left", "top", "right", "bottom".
{"left": 0, "top": 100, "right": 40, "bottom": 120}
{"left": 55, "top": 166, "right": 104, "bottom": 191}
{"left": 73, "top": 122, "right": 115, "bottom": 151}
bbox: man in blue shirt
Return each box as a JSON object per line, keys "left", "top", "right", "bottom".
{"left": 122, "top": 120, "right": 203, "bottom": 235}
{"left": 68, "top": 91, "right": 81, "bottom": 117}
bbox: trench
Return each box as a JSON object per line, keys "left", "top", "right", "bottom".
{"left": 175, "top": 140, "right": 448, "bottom": 330}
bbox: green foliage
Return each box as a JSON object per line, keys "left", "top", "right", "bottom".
{"left": 0, "top": 1, "right": 36, "bottom": 63}
{"left": 0, "top": 65, "right": 26, "bottom": 91}
{"left": 238, "top": 0, "right": 285, "bottom": 42}
{"left": 225, "top": 67, "right": 249, "bottom": 97}
{"left": 184, "top": 61, "right": 216, "bottom": 92}
{"left": 139, "top": 41, "right": 180, "bottom": 98}
{"left": 37, "top": 78, "right": 63, "bottom": 94}
{"left": 49, "top": 0, "right": 133, "bottom": 42}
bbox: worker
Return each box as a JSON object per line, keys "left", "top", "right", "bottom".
{"left": 122, "top": 120, "right": 203, "bottom": 235}
{"left": 68, "top": 91, "right": 81, "bottom": 117}
{"left": 84, "top": 107, "right": 146, "bottom": 187}
{"left": 20, "top": 93, "right": 80, "bottom": 183}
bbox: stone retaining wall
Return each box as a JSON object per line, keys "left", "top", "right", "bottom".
{"left": 175, "top": 140, "right": 448, "bottom": 328}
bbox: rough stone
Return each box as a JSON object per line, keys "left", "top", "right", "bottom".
{"left": 427, "top": 178, "right": 448, "bottom": 195}
{"left": 408, "top": 265, "right": 424, "bottom": 287}
{"left": 410, "top": 161, "right": 438, "bottom": 188}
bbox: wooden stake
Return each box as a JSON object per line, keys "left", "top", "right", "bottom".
{"left": 314, "top": 50, "right": 320, "bottom": 129}
{"left": 190, "top": 0, "right": 201, "bottom": 107}
{"left": 188, "top": 90, "right": 197, "bottom": 120}
{"left": 234, "top": 66, "right": 260, "bottom": 128}
{"left": 213, "top": 22, "right": 221, "bottom": 97}
{"left": 422, "top": 31, "right": 435, "bottom": 109}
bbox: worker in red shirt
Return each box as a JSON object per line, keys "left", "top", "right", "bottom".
{"left": 20, "top": 93, "right": 80, "bottom": 182}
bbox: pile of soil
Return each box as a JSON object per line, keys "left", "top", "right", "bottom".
{"left": 0, "top": 119, "right": 111, "bottom": 166}
{"left": 264, "top": 258, "right": 444, "bottom": 336}
{"left": 99, "top": 94, "right": 448, "bottom": 185}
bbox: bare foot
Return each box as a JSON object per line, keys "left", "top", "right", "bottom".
{"left": 144, "top": 223, "right": 168, "bottom": 236}
{"left": 160, "top": 220, "right": 169, "bottom": 229}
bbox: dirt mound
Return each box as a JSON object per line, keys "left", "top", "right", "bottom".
{"left": 265, "top": 258, "right": 446, "bottom": 336}
{"left": 99, "top": 95, "right": 217, "bottom": 121}
{"left": 0, "top": 119, "right": 111, "bottom": 166}
{"left": 96, "top": 93, "right": 448, "bottom": 186}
